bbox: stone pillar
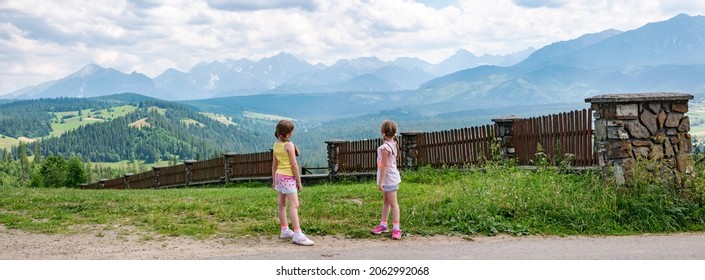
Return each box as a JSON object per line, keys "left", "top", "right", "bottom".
{"left": 124, "top": 173, "right": 134, "bottom": 189}
{"left": 586, "top": 93, "right": 694, "bottom": 187}
{"left": 224, "top": 152, "right": 236, "bottom": 182}
{"left": 98, "top": 179, "right": 107, "bottom": 189}
{"left": 152, "top": 166, "right": 161, "bottom": 189}
{"left": 325, "top": 140, "right": 347, "bottom": 180}
{"left": 400, "top": 132, "right": 423, "bottom": 170}
{"left": 492, "top": 115, "right": 523, "bottom": 161}
{"left": 184, "top": 160, "right": 197, "bottom": 186}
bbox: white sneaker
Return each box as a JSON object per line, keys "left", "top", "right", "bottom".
{"left": 280, "top": 228, "right": 294, "bottom": 239}
{"left": 292, "top": 233, "right": 314, "bottom": 246}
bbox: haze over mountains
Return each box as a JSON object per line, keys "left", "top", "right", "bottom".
{"left": 4, "top": 14, "right": 705, "bottom": 119}
{"left": 3, "top": 48, "right": 534, "bottom": 100}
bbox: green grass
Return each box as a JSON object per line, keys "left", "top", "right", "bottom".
{"left": 91, "top": 105, "right": 137, "bottom": 120}
{"left": 0, "top": 134, "right": 20, "bottom": 150}
{"left": 48, "top": 105, "right": 137, "bottom": 137}
{"left": 243, "top": 111, "right": 289, "bottom": 121}
{"left": 200, "top": 112, "right": 236, "bottom": 126}
{"left": 688, "top": 103, "right": 705, "bottom": 137}
{"left": 2, "top": 165, "right": 704, "bottom": 239}
{"left": 180, "top": 118, "right": 204, "bottom": 127}
{"left": 147, "top": 106, "right": 166, "bottom": 115}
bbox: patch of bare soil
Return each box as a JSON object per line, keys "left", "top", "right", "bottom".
{"left": 0, "top": 225, "right": 470, "bottom": 260}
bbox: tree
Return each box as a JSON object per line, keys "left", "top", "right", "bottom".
{"left": 33, "top": 144, "right": 42, "bottom": 164}
{"left": 40, "top": 155, "right": 67, "bottom": 188}
{"left": 65, "top": 156, "right": 87, "bottom": 187}
{"left": 17, "top": 141, "right": 29, "bottom": 166}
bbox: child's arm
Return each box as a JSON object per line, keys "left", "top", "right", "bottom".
{"left": 378, "top": 148, "right": 390, "bottom": 191}
{"left": 272, "top": 154, "right": 278, "bottom": 190}
{"left": 285, "top": 142, "right": 303, "bottom": 191}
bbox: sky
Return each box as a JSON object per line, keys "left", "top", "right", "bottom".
{"left": 1, "top": 0, "right": 705, "bottom": 95}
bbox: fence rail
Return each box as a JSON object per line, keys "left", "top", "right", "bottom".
{"left": 513, "top": 109, "right": 596, "bottom": 166}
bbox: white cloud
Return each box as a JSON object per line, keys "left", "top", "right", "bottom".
{"left": 2, "top": 0, "right": 705, "bottom": 95}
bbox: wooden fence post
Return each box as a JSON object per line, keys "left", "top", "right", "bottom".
{"left": 492, "top": 115, "right": 522, "bottom": 161}
{"left": 124, "top": 173, "right": 134, "bottom": 189}
{"left": 325, "top": 140, "right": 347, "bottom": 180}
{"left": 224, "top": 152, "right": 236, "bottom": 182}
{"left": 152, "top": 166, "right": 161, "bottom": 189}
{"left": 184, "top": 160, "right": 196, "bottom": 186}
{"left": 400, "top": 131, "right": 423, "bottom": 170}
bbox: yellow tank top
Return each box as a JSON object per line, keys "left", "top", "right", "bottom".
{"left": 273, "top": 141, "right": 294, "bottom": 176}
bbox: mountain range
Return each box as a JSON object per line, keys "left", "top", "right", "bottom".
{"left": 411, "top": 13, "right": 705, "bottom": 113}
{"left": 4, "top": 13, "right": 705, "bottom": 121}
{"left": 3, "top": 48, "right": 534, "bottom": 100}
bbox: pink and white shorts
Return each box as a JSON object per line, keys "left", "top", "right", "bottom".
{"left": 274, "top": 174, "right": 297, "bottom": 194}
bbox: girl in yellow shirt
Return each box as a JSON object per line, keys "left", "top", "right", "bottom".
{"left": 272, "top": 120, "right": 313, "bottom": 246}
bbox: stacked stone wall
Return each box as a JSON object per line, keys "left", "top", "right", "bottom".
{"left": 587, "top": 93, "right": 694, "bottom": 187}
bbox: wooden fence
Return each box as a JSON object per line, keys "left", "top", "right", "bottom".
{"left": 416, "top": 124, "right": 497, "bottom": 167}
{"left": 232, "top": 151, "right": 273, "bottom": 177}
{"left": 338, "top": 138, "right": 402, "bottom": 173}
{"left": 159, "top": 165, "right": 186, "bottom": 188}
{"left": 82, "top": 108, "right": 598, "bottom": 190}
{"left": 83, "top": 150, "right": 275, "bottom": 189}
{"left": 129, "top": 171, "right": 155, "bottom": 189}
{"left": 191, "top": 157, "right": 226, "bottom": 184}
{"left": 513, "top": 109, "right": 596, "bottom": 166}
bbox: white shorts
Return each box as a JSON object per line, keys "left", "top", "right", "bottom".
{"left": 274, "top": 174, "right": 297, "bottom": 194}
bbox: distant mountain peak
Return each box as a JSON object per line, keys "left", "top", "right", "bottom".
{"left": 72, "top": 64, "right": 104, "bottom": 78}
{"left": 451, "top": 49, "right": 477, "bottom": 57}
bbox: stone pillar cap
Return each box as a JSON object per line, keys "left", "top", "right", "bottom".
{"left": 184, "top": 159, "right": 197, "bottom": 164}
{"left": 124, "top": 173, "right": 134, "bottom": 177}
{"left": 585, "top": 92, "right": 693, "bottom": 103}
{"left": 223, "top": 152, "right": 238, "bottom": 157}
{"left": 152, "top": 166, "right": 162, "bottom": 170}
{"left": 401, "top": 131, "right": 424, "bottom": 135}
{"left": 325, "top": 139, "right": 348, "bottom": 144}
{"left": 99, "top": 178, "right": 108, "bottom": 182}
{"left": 491, "top": 115, "right": 523, "bottom": 122}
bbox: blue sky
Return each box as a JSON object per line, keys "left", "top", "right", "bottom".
{"left": 1, "top": 0, "right": 705, "bottom": 95}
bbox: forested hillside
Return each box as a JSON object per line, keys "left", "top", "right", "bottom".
{"left": 0, "top": 97, "right": 108, "bottom": 138}
{"left": 29, "top": 98, "right": 272, "bottom": 163}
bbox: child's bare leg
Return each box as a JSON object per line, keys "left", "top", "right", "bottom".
{"left": 287, "top": 193, "right": 301, "bottom": 231}
{"left": 278, "top": 192, "right": 288, "bottom": 227}
{"left": 381, "top": 192, "right": 391, "bottom": 225}
{"left": 387, "top": 191, "right": 400, "bottom": 227}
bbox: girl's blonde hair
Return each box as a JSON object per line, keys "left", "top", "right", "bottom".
{"left": 381, "top": 120, "right": 397, "bottom": 140}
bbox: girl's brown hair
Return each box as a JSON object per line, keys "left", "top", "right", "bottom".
{"left": 275, "top": 119, "right": 295, "bottom": 140}
{"left": 275, "top": 119, "right": 299, "bottom": 156}
{"left": 381, "top": 120, "right": 397, "bottom": 140}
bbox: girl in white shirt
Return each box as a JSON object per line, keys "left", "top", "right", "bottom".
{"left": 371, "top": 120, "right": 403, "bottom": 240}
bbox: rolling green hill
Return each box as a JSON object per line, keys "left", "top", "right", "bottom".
{"left": 0, "top": 94, "right": 274, "bottom": 163}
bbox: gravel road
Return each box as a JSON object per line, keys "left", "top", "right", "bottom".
{"left": 2, "top": 225, "right": 704, "bottom": 260}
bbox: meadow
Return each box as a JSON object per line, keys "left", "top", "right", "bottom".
{"left": 2, "top": 164, "right": 704, "bottom": 240}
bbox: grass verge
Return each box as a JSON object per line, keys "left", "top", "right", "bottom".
{"left": 1, "top": 165, "right": 704, "bottom": 239}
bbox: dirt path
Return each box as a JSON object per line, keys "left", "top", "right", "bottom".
{"left": 2, "top": 225, "right": 705, "bottom": 260}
